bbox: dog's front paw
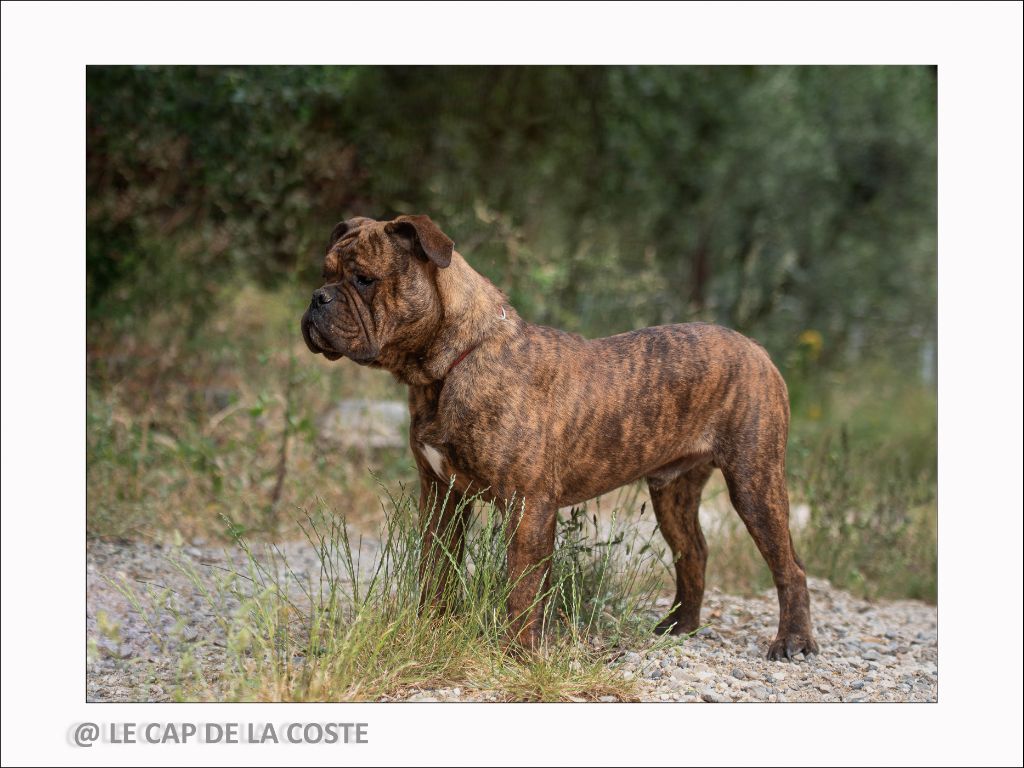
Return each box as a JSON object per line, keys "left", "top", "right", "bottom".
{"left": 767, "top": 633, "right": 819, "bottom": 661}
{"left": 653, "top": 612, "right": 699, "bottom": 636}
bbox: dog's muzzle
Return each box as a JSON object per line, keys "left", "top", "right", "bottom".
{"left": 301, "top": 306, "right": 344, "bottom": 360}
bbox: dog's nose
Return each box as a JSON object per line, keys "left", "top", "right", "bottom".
{"left": 312, "top": 288, "right": 334, "bottom": 307}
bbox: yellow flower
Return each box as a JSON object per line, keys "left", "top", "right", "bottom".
{"left": 798, "top": 329, "right": 823, "bottom": 360}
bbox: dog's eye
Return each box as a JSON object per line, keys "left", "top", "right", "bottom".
{"left": 353, "top": 273, "right": 376, "bottom": 289}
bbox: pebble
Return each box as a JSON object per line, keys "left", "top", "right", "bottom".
{"left": 749, "top": 685, "right": 770, "bottom": 700}
{"left": 701, "top": 690, "right": 731, "bottom": 703}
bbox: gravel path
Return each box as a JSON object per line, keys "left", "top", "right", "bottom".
{"left": 87, "top": 539, "right": 937, "bottom": 703}
{"left": 612, "top": 581, "right": 936, "bottom": 702}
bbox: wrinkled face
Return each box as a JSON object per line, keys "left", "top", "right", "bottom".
{"left": 301, "top": 215, "right": 453, "bottom": 366}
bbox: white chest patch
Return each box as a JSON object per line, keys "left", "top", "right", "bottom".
{"left": 420, "top": 443, "right": 446, "bottom": 478}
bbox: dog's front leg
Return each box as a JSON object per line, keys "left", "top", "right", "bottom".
{"left": 417, "top": 471, "right": 470, "bottom": 614}
{"left": 504, "top": 498, "right": 557, "bottom": 652}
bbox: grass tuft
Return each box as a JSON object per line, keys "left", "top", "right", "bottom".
{"left": 112, "top": 483, "right": 669, "bottom": 701}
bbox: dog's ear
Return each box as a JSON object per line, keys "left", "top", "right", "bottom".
{"left": 326, "top": 216, "right": 374, "bottom": 253}
{"left": 326, "top": 221, "right": 350, "bottom": 253}
{"left": 385, "top": 215, "right": 454, "bottom": 268}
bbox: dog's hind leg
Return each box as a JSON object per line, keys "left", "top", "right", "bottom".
{"left": 719, "top": 453, "right": 818, "bottom": 660}
{"left": 649, "top": 463, "right": 715, "bottom": 636}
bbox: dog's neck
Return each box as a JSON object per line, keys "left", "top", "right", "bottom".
{"left": 386, "top": 251, "right": 521, "bottom": 386}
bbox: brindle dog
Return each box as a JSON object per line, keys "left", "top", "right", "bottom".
{"left": 301, "top": 214, "right": 818, "bottom": 661}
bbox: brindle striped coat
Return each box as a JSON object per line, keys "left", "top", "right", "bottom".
{"left": 302, "top": 215, "right": 817, "bottom": 660}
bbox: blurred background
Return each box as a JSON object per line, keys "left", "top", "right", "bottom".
{"left": 86, "top": 66, "right": 937, "bottom": 601}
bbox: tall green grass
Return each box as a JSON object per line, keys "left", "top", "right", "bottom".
{"left": 110, "top": 483, "right": 671, "bottom": 701}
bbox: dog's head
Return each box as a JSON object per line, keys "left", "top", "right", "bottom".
{"left": 301, "top": 214, "right": 454, "bottom": 366}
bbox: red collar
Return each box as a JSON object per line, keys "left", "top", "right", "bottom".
{"left": 445, "top": 344, "right": 479, "bottom": 376}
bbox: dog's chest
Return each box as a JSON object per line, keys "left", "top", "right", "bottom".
{"left": 409, "top": 384, "right": 465, "bottom": 484}
{"left": 417, "top": 441, "right": 447, "bottom": 478}
{"left": 412, "top": 432, "right": 481, "bottom": 495}
{"left": 408, "top": 383, "right": 503, "bottom": 495}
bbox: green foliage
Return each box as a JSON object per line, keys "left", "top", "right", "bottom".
{"left": 790, "top": 370, "right": 938, "bottom": 601}
{"left": 87, "top": 66, "right": 937, "bottom": 603}
{"left": 87, "top": 66, "right": 936, "bottom": 375}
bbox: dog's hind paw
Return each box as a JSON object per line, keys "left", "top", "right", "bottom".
{"left": 767, "top": 634, "right": 819, "bottom": 662}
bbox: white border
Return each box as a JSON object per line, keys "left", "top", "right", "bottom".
{"left": 2, "top": 1, "right": 1022, "bottom": 766}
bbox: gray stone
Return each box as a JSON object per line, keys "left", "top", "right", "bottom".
{"left": 701, "top": 690, "right": 731, "bottom": 703}
{"left": 317, "top": 399, "right": 408, "bottom": 450}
